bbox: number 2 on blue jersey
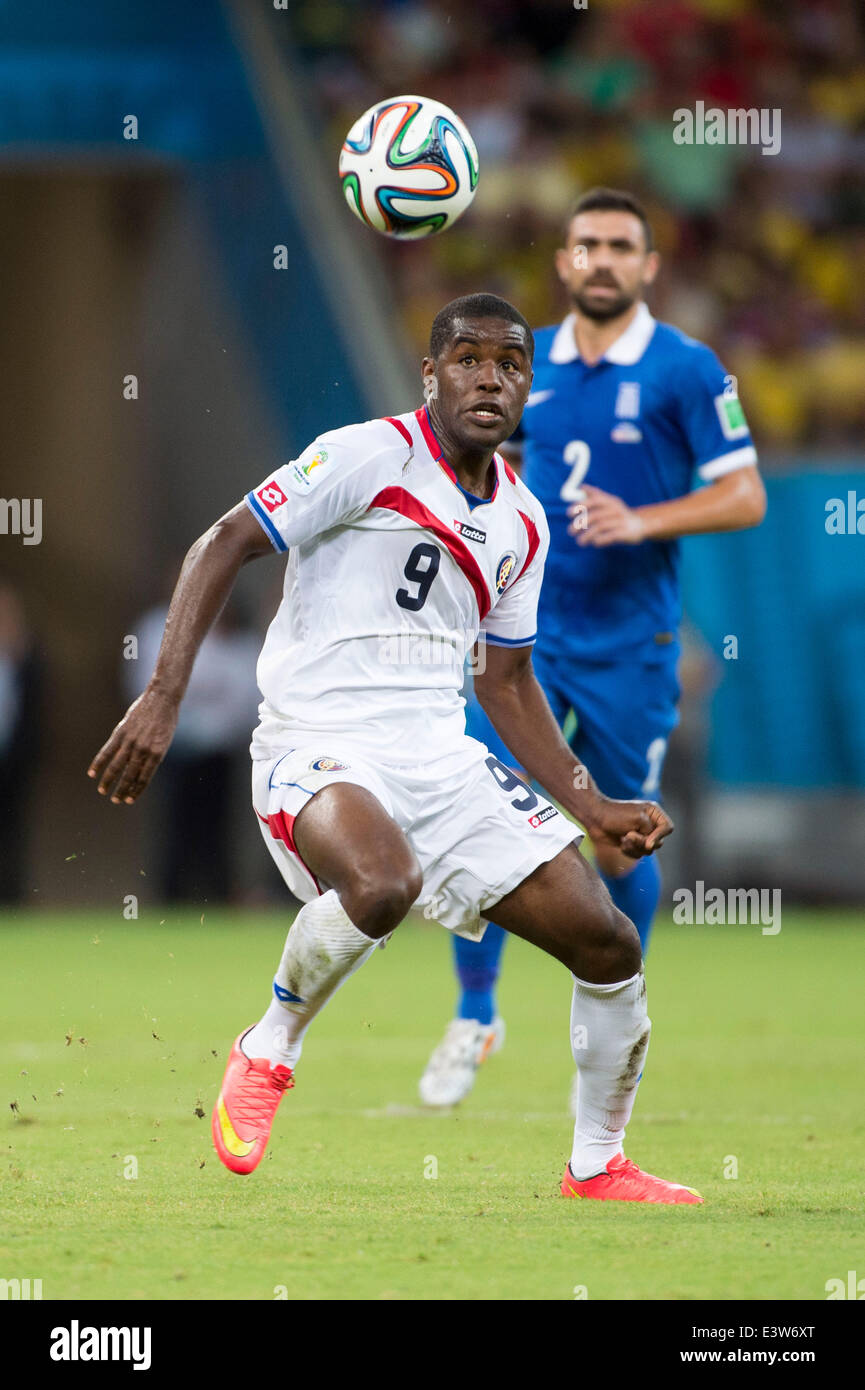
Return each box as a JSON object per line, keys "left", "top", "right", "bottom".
{"left": 560, "top": 440, "right": 591, "bottom": 501}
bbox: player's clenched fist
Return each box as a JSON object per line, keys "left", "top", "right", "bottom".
{"left": 87, "top": 687, "right": 180, "bottom": 805}
{"left": 580, "top": 794, "right": 673, "bottom": 859}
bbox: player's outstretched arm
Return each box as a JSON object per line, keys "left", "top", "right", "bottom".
{"left": 88, "top": 504, "right": 273, "bottom": 806}
{"left": 474, "top": 642, "right": 673, "bottom": 858}
{"left": 569, "top": 467, "right": 766, "bottom": 547}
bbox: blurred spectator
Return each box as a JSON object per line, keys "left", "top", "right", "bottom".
{"left": 125, "top": 597, "right": 260, "bottom": 903}
{"left": 290, "top": 0, "right": 865, "bottom": 456}
{"left": 0, "top": 580, "right": 43, "bottom": 902}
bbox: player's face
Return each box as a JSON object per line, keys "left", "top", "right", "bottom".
{"left": 422, "top": 317, "right": 533, "bottom": 451}
{"left": 555, "top": 211, "right": 659, "bottom": 321}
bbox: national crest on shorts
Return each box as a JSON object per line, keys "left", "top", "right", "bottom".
{"left": 495, "top": 551, "right": 517, "bottom": 595}
{"left": 310, "top": 756, "right": 347, "bottom": 772}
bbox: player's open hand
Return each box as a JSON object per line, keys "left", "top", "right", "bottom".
{"left": 87, "top": 686, "right": 179, "bottom": 805}
{"left": 568, "top": 484, "right": 646, "bottom": 547}
{"left": 582, "top": 795, "right": 673, "bottom": 858}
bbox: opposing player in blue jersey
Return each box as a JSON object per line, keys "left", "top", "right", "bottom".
{"left": 420, "top": 187, "right": 767, "bottom": 1106}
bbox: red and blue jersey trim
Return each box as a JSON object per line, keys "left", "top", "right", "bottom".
{"left": 415, "top": 407, "right": 501, "bottom": 509}
{"left": 257, "top": 808, "right": 322, "bottom": 895}
{"left": 416, "top": 405, "right": 444, "bottom": 463}
{"left": 515, "top": 510, "right": 540, "bottom": 581}
{"left": 383, "top": 415, "right": 413, "bottom": 448}
{"left": 484, "top": 631, "right": 537, "bottom": 647}
{"left": 368, "top": 484, "right": 492, "bottom": 620}
{"left": 245, "top": 490, "right": 288, "bottom": 553}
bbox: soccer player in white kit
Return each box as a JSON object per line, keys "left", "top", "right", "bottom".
{"left": 89, "top": 294, "right": 702, "bottom": 1203}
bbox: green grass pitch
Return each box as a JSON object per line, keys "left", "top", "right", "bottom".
{"left": 2, "top": 907, "right": 863, "bottom": 1301}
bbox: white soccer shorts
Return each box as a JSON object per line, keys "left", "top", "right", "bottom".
{"left": 251, "top": 736, "right": 581, "bottom": 939}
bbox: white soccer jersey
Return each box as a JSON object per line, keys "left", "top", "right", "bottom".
{"left": 244, "top": 406, "right": 550, "bottom": 764}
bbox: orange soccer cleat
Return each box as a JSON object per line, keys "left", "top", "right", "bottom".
{"left": 212, "top": 1030, "right": 294, "bottom": 1175}
{"left": 561, "top": 1153, "right": 703, "bottom": 1204}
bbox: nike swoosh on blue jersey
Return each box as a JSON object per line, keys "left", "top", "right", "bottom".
{"left": 526, "top": 389, "right": 555, "bottom": 408}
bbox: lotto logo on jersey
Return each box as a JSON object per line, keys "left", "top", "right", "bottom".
{"left": 309, "top": 756, "right": 348, "bottom": 772}
{"left": 256, "top": 481, "right": 288, "bottom": 513}
{"left": 529, "top": 805, "right": 558, "bottom": 827}
{"left": 495, "top": 551, "right": 517, "bottom": 594}
{"left": 453, "top": 519, "right": 486, "bottom": 544}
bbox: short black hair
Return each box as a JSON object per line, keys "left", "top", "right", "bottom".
{"left": 429, "top": 293, "right": 534, "bottom": 362}
{"left": 563, "top": 187, "right": 653, "bottom": 252}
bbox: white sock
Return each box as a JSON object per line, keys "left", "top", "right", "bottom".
{"left": 242, "top": 891, "right": 379, "bottom": 1069}
{"left": 569, "top": 971, "right": 651, "bottom": 1180}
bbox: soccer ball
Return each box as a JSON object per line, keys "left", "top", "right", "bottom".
{"left": 339, "top": 94, "right": 479, "bottom": 240}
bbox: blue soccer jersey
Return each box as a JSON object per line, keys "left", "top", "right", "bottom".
{"left": 518, "top": 303, "right": 757, "bottom": 662}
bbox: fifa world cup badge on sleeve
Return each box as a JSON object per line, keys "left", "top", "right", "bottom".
{"left": 287, "top": 449, "right": 330, "bottom": 494}
{"left": 715, "top": 393, "right": 750, "bottom": 440}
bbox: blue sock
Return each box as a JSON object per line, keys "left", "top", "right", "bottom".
{"left": 452, "top": 922, "right": 507, "bottom": 1025}
{"left": 600, "top": 855, "right": 661, "bottom": 955}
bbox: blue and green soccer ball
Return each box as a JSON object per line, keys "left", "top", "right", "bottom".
{"left": 339, "top": 94, "right": 479, "bottom": 239}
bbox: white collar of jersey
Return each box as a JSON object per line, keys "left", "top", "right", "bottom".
{"left": 548, "top": 301, "right": 656, "bottom": 366}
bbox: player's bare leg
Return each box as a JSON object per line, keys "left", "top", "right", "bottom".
{"left": 292, "top": 784, "right": 423, "bottom": 936}
{"left": 493, "top": 838, "right": 640, "bottom": 980}
{"left": 491, "top": 842, "right": 702, "bottom": 1204}
{"left": 243, "top": 782, "right": 421, "bottom": 1066}
{"left": 213, "top": 784, "right": 421, "bottom": 1174}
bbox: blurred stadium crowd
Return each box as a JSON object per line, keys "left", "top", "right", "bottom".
{"left": 2, "top": 0, "right": 863, "bottom": 907}
{"left": 289, "top": 0, "right": 865, "bottom": 455}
